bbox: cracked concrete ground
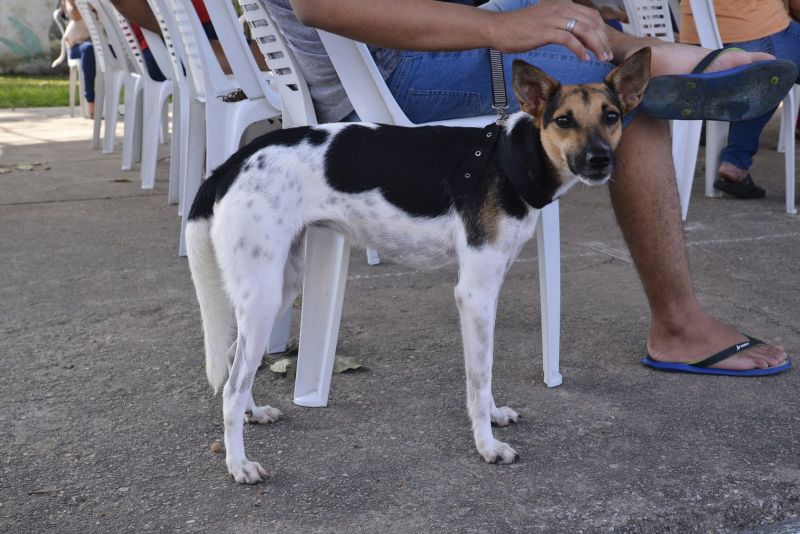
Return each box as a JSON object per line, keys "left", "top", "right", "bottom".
{"left": 1, "top": 107, "right": 799, "bottom": 533}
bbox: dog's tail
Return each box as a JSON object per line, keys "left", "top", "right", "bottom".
{"left": 186, "top": 217, "right": 234, "bottom": 394}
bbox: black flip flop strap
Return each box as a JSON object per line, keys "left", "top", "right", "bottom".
{"left": 692, "top": 336, "right": 764, "bottom": 368}
{"left": 691, "top": 47, "right": 730, "bottom": 74}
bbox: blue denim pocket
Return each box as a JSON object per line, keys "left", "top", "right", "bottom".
{"left": 403, "top": 88, "right": 485, "bottom": 123}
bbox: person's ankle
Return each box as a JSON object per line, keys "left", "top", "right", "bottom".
{"left": 718, "top": 161, "right": 748, "bottom": 181}
{"left": 648, "top": 302, "right": 708, "bottom": 343}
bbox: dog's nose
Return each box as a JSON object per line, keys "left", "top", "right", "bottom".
{"left": 587, "top": 151, "right": 611, "bottom": 169}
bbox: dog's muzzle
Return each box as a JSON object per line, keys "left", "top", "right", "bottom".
{"left": 570, "top": 147, "right": 616, "bottom": 183}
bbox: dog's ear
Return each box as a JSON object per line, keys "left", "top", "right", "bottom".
{"left": 512, "top": 59, "right": 560, "bottom": 119}
{"left": 604, "top": 47, "right": 651, "bottom": 115}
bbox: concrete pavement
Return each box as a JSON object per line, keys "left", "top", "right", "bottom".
{"left": 1, "top": 107, "right": 799, "bottom": 533}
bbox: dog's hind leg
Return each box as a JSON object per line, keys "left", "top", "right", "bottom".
{"left": 219, "top": 238, "right": 295, "bottom": 483}
{"left": 455, "top": 250, "right": 519, "bottom": 464}
{"left": 244, "top": 234, "right": 305, "bottom": 426}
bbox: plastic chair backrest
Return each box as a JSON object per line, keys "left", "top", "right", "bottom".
{"left": 202, "top": 0, "right": 270, "bottom": 102}
{"left": 162, "top": 0, "right": 237, "bottom": 100}
{"left": 146, "top": 0, "right": 190, "bottom": 83}
{"left": 110, "top": 8, "right": 148, "bottom": 77}
{"left": 85, "top": 0, "right": 140, "bottom": 74}
{"left": 75, "top": 0, "right": 115, "bottom": 72}
{"left": 622, "top": 0, "right": 675, "bottom": 41}
{"left": 235, "top": 0, "right": 316, "bottom": 125}
{"left": 107, "top": 0, "right": 173, "bottom": 83}
{"left": 317, "top": 30, "right": 411, "bottom": 125}
{"left": 687, "top": 0, "right": 723, "bottom": 49}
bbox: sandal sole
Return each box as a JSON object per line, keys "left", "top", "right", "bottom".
{"left": 641, "top": 60, "right": 798, "bottom": 121}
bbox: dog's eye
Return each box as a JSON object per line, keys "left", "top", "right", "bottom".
{"left": 555, "top": 116, "right": 573, "bottom": 128}
{"left": 604, "top": 111, "right": 620, "bottom": 124}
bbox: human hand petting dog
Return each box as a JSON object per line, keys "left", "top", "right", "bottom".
{"left": 486, "top": 0, "right": 613, "bottom": 61}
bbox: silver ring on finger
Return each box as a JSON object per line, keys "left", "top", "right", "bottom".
{"left": 565, "top": 17, "right": 577, "bottom": 34}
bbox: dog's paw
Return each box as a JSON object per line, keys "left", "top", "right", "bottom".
{"left": 491, "top": 406, "right": 519, "bottom": 427}
{"left": 245, "top": 405, "right": 282, "bottom": 425}
{"left": 478, "top": 439, "right": 519, "bottom": 464}
{"left": 228, "top": 460, "right": 267, "bottom": 484}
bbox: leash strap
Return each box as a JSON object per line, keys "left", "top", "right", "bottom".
{"left": 489, "top": 49, "right": 508, "bottom": 122}
{"left": 452, "top": 49, "right": 508, "bottom": 190}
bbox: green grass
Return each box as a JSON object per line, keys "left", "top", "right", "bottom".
{"left": 0, "top": 74, "right": 71, "bottom": 108}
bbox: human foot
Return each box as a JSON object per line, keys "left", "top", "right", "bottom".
{"left": 647, "top": 311, "right": 788, "bottom": 372}
{"left": 648, "top": 43, "right": 774, "bottom": 78}
{"left": 642, "top": 47, "right": 795, "bottom": 121}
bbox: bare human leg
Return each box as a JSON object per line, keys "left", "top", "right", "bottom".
{"left": 609, "top": 112, "right": 788, "bottom": 370}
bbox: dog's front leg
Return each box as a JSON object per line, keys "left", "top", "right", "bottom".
{"left": 454, "top": 254, "right": 519, "bottom": 464}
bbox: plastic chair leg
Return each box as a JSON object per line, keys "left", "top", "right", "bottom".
{"left": 140, "top": 84, "right": 164, "bottom": 189}
{"left": 167, "top": 91, "right": 182, "bottom": 205}
{"left": 102, "top": 72, "right": 124, "bottom": 154}
{"left": 91, "top": 74, "right": 105, "bottom": 149}
{"left": 703, "top": 121, "right": 728, "bottom": 198}
{"left": 177, "top": 89, "right": 191, "bottom": 217}
{"left": 178, "top": 99, "right": 206, "bottom": 256}
{"left": 671, "top": 120, "right": 702, "bottom": 220}
{"left": 537, "top": 201, "right": 562, "bottom": 388}
{"left": 205, "top": 103, "right": 228, "bottom": 176}
{"left": 268, "top": 308, "right": 292, "bottom": 354}
{"left": 782, "top": 90, "right": 797, "bottom": 215}
{"left": 777, "top": 88, "right": 799, "bottom": 153}
{"left": 293, "top": 227, "right": 350, "bottom": 407}
{"left": 160, "top": 100, "right": 169, "bottom": 144}
{"left": 78, "top": 68, "right": 87, "bottom": 118}
{"left": 69, "top": 66, "right": 77, "bottom": 118}
{"left": 366, "top": 248, "right": 380, "bottom": 265}
{"left": 121, "top": 77, "right": 142, "bottom": 171}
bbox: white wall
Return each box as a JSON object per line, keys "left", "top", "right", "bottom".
{"left": 0, "top": 0, "right": 58, "bottom": 73}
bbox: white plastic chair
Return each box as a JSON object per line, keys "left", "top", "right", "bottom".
{"left": 52, "top": 9, "right": 89, "bottom": 118}
{"left": 104, "top": 5, "right": 175, "bottom": 190}
{"left": 623, "top": 0, "right": 675, "bottom": 41}
{"left": 163, "top": 0, "right": 282, "bottom": 256}
{"left": 623, "top": 0, "right": 704, "bottom": 221}
{"left": 81, "top": 0, "right": 146, "bottom": 158}
{"left": 144, "top": 0, "right": 189, "bottom": 206}
{"left": 311, "top": 31, "right": 563, "bottom": 407}
{"left": 75, "top": 0, "right": 126, "bottom": 150}
{"left": 688, "top": 0, "right": 797, "bottom": 215}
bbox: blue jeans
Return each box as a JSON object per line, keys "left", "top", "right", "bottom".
{"left": 721, "top": 21, "right": 800, "bottom": 171}
{"left": 383, "top": 0, "right": 614, "bottom": 123}
{"left": 142, "top": 47, "right": 167, "bottom": 82}
{"left": 68, "top": 41, "right": 95, "bottom": 103}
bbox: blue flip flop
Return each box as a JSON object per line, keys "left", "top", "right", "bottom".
{"left": 641, "top": 48, "right": 799, "bottom": 122}
{"left": 641, "top": 335, "right": 792, "bottom": 376}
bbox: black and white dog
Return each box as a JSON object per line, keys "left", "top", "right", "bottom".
{"left": 186, "top": 48, "right": 650, "bottom": 483}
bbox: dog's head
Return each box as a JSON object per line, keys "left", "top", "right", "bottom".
{"left": 511, "top": 47, "right": 650, "bottom": 187}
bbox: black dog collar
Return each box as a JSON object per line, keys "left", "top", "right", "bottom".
{"left": 455, "top": 122, "right": 555, "bottom": 210}
{"left": 454, "top": 122, "right": 503, "bottom": 189}
{"left": 495, "top": 125, "right": 555, "bottom": 209}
